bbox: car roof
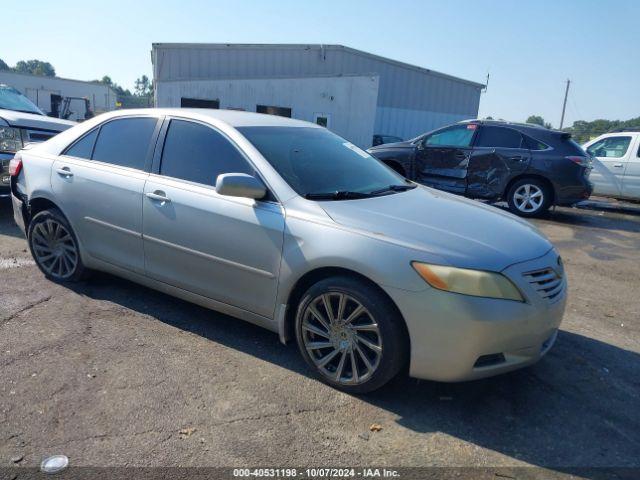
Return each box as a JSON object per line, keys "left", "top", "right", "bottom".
{"left": 98, "top": 108, "right": 318, "bottom": 128}
{"left": 458, "top": 118, "right": 573, "bottom": 137}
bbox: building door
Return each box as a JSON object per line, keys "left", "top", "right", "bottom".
{"left": 313, "top": 113, "right": 331, "bottom": 128}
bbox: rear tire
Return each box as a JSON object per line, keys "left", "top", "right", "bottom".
{"left": 507, "top": 178, "right": 552, "bottom": 217}
{"left": 294, "top": 276, "right": 408, "bottom": 394}
{"left": 28, "top": 208, "right": 88, "bottom": 282}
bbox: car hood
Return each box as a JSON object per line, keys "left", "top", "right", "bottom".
{"left": 318, "top": 186, "right": 552, "bottom": 271}
{"left": 0, "top": 108, "right": 76, "bottom": 132}
{"left": 368, "top": 140, "right": 415, "bottom": 152}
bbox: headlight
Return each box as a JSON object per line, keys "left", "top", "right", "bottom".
{"left": 411, "top": 262, "right": 524, "bottom": 301}
{"left": 0, "top": 126, "right": 24, "bottom": 153}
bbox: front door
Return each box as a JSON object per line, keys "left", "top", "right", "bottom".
{"left": 142, "top": 118, "right": 285, "bottom": 318}
{"left": 621, "top": 136, "right": 640, "bottom": 200}
{"left": 586, "top": 135, "right": 633, "bottom": 197}
{"left": 467, "top": 125, "right": 531, "bottom": 199}
{"left": 414, "top": 124, "right": 476, "bottom": 194}
{"left": 51, "top": 116, "right": 160, "bottom": 273}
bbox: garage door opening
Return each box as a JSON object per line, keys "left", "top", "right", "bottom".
{"left": 181, "top": 97, "right": 220, "bottom": 109}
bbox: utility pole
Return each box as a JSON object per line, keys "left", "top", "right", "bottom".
{"left": 559, "top": 79, "right": 571, "bottom": 129}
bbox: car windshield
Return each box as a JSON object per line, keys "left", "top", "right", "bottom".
{"left": 239, "top": 126, "right": 411, "bottom": 198}
{"left": 0, "top": 85, "right": 44, "bottom": 115}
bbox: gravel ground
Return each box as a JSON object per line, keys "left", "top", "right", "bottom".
{"left": 1, "top": 200, "right": 639, "bottom": 476}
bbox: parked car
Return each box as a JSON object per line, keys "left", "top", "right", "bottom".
{"left": 583, "top": 129, "right": 640, "bottom": 200}
{"left": 11, "top": 109, "right": 566, "bottom": 393}
{"left": 368, "top": 120, "right": 593, "bottom": 217}
{"left": 372, "top": 134, "right": 403, "bottom": 147}
{"left": 0, "top": 84, "right": 75, "bottom": 198}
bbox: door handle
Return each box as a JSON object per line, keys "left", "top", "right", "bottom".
{"left": 145, "top": 191, "right": 171, "bottom": 203}
{"left": 613, "top": 164, "right": 624, "bottom": 168}
{"left": 454, "top": 152, "right": 468, "bottom": 160}
{"left": 509, "top": 155, "right": 526, "bottom": 162}
{"left": 56, "top": 167, "right": 73, "bottom": 177}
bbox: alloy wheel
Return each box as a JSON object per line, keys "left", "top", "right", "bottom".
{"left": 301, "top": 292, "right": 382, "bottom": 385}
{"left": 513, "top": 184, "right": 544, "bottom": 213}
{"left": 31, "top": 219, "right": 78, "bottom": 279}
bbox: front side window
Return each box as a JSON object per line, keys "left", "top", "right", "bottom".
{"left": 160, "top": 119, "right": 252, "bottom": 186}
{"left": 238, "top": 126, "right": 406, "bottom": 196}
{"left": 92, "top": 117, "right": 157, "bottom": 169}
{"left": 475, "top": 126, "right": 523, "bottom": 149}
{"left": 587, "top": 136, "right": 631, "bottom": 158}
{"left": 424, "top": 125, "right": 475, "bottom": 148}
{"left": 64, "top": 129, "right": 98, "bottom": 159}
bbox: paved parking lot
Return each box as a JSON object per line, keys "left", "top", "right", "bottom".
{"left": 1, "top": 200, "right": 639, "bottom": 474}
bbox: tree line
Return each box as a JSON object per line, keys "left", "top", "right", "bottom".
{"left": 525, "top": 115, "right": 640, "bottom": 144}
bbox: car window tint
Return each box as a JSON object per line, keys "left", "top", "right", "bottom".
{"left": 425, "top": 125, "right": 475, "bottom": 147}
{"left": 522, "top": 135, "right": 548, "bottom": 151}
{"left": 64, "top": 129, "right": 98, "bottom": 159}
{"left": 476, "top": 126, "right": 523, "bottom": 149}
{"left": 92, "top": 117, "right": 157, "bottom": 169}
{"left": 587, "top": 136, "right": 631, "bottom": 158}
{"left": 160, "top": 119, "right": 252, "bottom": 186}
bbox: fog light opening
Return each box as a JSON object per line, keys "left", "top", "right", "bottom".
{"left": 473, "top": 353, "right": 506, "bottom": 368}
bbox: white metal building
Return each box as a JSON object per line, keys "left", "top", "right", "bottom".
{"left": 0, "top": 70, "right": 117, "bottom": 121}
{"left": 152, "top": 43, "right": 484, "bottom": 147}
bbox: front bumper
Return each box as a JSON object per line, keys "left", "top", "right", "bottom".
{"left": 385, "top": 249, "right": 566, "bottom": 382}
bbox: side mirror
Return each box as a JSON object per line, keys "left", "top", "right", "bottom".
{"left": 215, "top": 173, "right": 267, "bottom": 200}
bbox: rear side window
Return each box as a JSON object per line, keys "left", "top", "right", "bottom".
{"left": 586, "top": 136, "right": 631, "bottom": 158}
{"left": 64, "top": 129, "right": 98, "bottom": 159}
{"left": 522, "top": 135, "right": 549, "bottom": 151}
{"left": 160, "top": 119, "right": 252, "bottom": 186}
{"left": 92, "top": 117, "right": 157, "bottom": 169}
{"left": 475, "top": 126, "right": 523, "bottom": 149}
{"left": 425, "top": 125, "right": 475, "bottom": 148}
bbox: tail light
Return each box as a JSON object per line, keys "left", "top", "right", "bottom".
{"left": 9, "top": 153, "right": 23, "bottom": 177}
{"left": 566, "top": 156, "right": 589, "bottom": 167}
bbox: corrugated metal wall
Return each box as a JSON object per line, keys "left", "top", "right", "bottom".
{"left": 152, "top": 44, "right": 483, "bottom": 139}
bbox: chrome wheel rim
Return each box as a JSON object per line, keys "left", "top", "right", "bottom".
{"left": 31, "top": 219, "right": 78, "bottom": 279}
{"left": 513, "top": 184, "right": 544, "bottom": 213}
{"left": 301, "top": 292, "right": 382, "bottom": 385}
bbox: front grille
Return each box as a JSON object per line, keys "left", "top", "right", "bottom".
{"left": 523, "top": 267, "right": 564, "bottom": 302}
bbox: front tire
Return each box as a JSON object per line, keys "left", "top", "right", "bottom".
{"left": 28, "top": 208, "right": 87, "bottom": 282}
{"left": 507, "top": 178, "right": 552, "bottom": 217}
{"left": 295, "top": 276, "right": 408, "bottom": 394}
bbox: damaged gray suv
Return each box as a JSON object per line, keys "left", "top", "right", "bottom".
{"left": 11, "top": 109, "right": 566, "bottom": 393}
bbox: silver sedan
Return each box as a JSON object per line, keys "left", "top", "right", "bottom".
{"left": 10, "top": 109, "right": 566, "bottom": 393}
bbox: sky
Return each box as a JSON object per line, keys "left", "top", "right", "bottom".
{"left": 4, "top": 0, "right": 639, "bottom": 127}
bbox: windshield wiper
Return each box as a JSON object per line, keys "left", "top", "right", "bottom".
{"left": 304, "top": 190, "right": 375, "bottom": 200}
{"left": 369, "top": 184, "right": 417, "bottom": 195}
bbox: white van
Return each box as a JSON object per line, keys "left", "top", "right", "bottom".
{"left": 584, "top": 130, "right": 640, "bottom": 200}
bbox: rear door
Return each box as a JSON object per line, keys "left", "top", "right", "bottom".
{"left": 467, "top": 125, "right": 531, "bottom": 199}
{"left": 586, "top": 135, "right": 633, "bottom": 197}
{"left": 620, "top": 135, "right": 640, "bottom": 200}
{"left": 414, "top": 124, "right": 476, "bottom": 194}
{"left": 142, "top": 118, "right": 285, "bottom": 318}
{"left": 51, "top": 116, "right": 161, "bottom": 273}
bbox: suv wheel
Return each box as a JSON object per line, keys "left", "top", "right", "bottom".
{"left": 295, "top": 276, "right": 408, "bottom": 393}
{"left": 28, "top": 208, "right": 87, "bottom": 282}
{"left": 507, "top": 178, "right": 552, "bottom": 217}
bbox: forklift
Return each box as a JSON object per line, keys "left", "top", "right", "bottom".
{"left": 49, "top": 94, "right": 94, "bottom": 121}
